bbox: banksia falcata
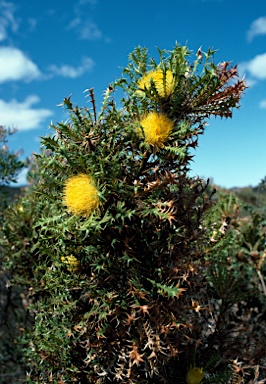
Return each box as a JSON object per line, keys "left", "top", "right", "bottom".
{"left": 63, "top": 173, "right": 99, "bottom": 216}
{"left": 137, "top": 69, "right": 174, "bottom": 98}
{"left": 140, "top": 112, "right": 174, "bottom": 147}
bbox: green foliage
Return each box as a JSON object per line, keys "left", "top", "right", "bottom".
{"left": 0, "top": 126, "right": 24, "bottom": 216}
{"left": 201, "top": 187, "right": 266, "bottom": 382}
{"left": 0, "top": 126, "right": 24, "bottom": 185}
{"left": 3, "top": 43, "right": 266, "bottom": 384}
{"left": 0, "top": 126, "right": 29, "bottom": 384}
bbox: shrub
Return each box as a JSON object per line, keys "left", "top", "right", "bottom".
{"left": 0, "top": 126, "right": 28, "bottom": 384}
{"left": 5, "top": 43, "right": 265, "bottom": 384}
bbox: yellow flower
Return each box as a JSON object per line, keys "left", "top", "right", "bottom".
{"left": 140, "top": 112, "right": 174, "bottom": 147}
{"left": 63, "top": 173, "right": 99, "bottom": 216}
{"left": 17, "top": 205, "right": 24, "bottom": 212}
{"left": 186, "top": 366, "right": 204, "bottom": 384}
{"left": 61, "top": 255, "right": 81, "bottom": 272}
{"left": 137, "top": 69, "right": 174, "bottom": 98}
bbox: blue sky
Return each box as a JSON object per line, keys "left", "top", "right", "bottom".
{"left": 1, "top": 0, "right": 266, "bottom": 188}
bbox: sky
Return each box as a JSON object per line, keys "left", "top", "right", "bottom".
{"left": 1, "top": 0, "right": 266, "bottom": 188}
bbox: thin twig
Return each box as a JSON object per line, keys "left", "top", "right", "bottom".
{"left": 257, "top": 269, "right": 266, "bottom": 296}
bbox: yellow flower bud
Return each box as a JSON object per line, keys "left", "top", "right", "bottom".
{"left": 186, "top": 366, "right": 204, "bottom": 384}
{"left": 18, "top": 205, "right": 24, "bottom": 212}
{"left": 61, "top": 255, "right": 80, "bottom": 272}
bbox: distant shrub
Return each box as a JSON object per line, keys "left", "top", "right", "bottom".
{"left": 0, "top": 126, "right": 28, "bottom": 384}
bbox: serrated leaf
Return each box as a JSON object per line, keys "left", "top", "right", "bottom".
{"left": 147, "top": 278, "right": 180, "bottom": 298}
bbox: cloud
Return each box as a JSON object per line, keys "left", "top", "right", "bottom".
{"left": 0, "top": 95, "right": 53, "bottom": 131}
{"left": 0, "top": 1, "right": 18, "bottom": 41}
{"left": 247, "top": 17, "right": 266, "bottom": 42}
{"left": 48, "top": 57, "right": 95, "bottom": 78}
{"left": 0, "top": 46, "right": 41, "bottom": 83}
{"left": 239, "top": 53, "right": 266, "bottom": 80}
{"left": 80, "top": 20, "right": 102, "bottom": 40}
{"left": 15, "top": 167, "right": 28, "bottom": 186}
{"left": 0, "top": 47, "right": 94, "bottom": 82}
{"left": 68, "top": 17, "right": 102, "bottom": 40}
{"left": 259, "top": 100, "right": 266, "bottom": 109}
{"left": 67, "top": 0, "right": 103, "bottom": 41}
{"left": 27, "top": 18, "right": 37, "bottom": 31}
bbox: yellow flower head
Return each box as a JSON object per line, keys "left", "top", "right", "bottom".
{"left": 186, "top": 366, "right": 204, "bottom": 384}
{"left": 63, "top": 173, "right": 99, "bottom": 216}
{"left": 17, "top": 205, "right": 24, "bottom": 213}
{"left": 137, "top": 69, "right": 174, "bottom": 98}
{"left": 61, "top": 255, "right": 81, "bottom": 272}
{"left": 140, "top": 112, "right": 174, "bottom": 147}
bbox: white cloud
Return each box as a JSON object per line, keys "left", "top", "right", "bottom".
{"left": 0, "top": 46, "right": 41, "bottom": 83}
{"left": 0, "top": 95, "right": 53, "bottom": 131}
{"left": 68, "top": 17, "right": 102, "bottom": 40}
{"left": 239, "top": 53, "right": 266, "bottom": 80}
{"left": 259, "top": 99, "right": 266, "bottom": 109}
{"left": 247, "top": 17, "right": 266, "bottom": 42}
{"left": 48, "top": 57, "right": 95, "bottom": 78}
{"left": 0, "top": 47, "right": 94, "bottom": 82}
{"left": 67, "top": 0, "right": 103, "bottom": 40}
{"left": 80, "top": 21, "right": 102, "bottom": 40}
{"left": 15, "top": 167, "right": 28, "bottom": 186}
{"left": 0, "top": 1, "right": 18, "bottom": 41}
